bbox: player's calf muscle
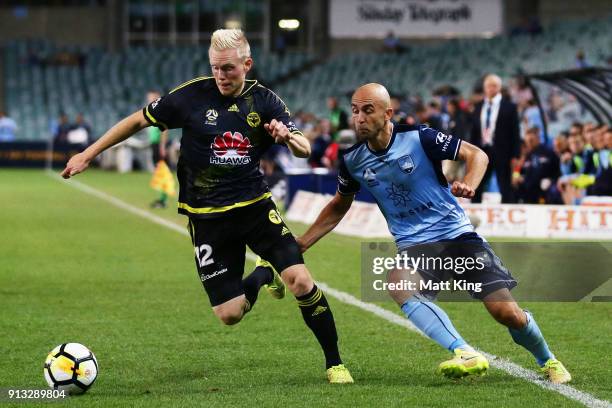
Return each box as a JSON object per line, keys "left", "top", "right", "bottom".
{"left": 484, "top": 300, "right": 526, "bottom": 329}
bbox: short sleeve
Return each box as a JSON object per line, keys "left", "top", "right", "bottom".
{"left": 418, "top": 126, "right": 462, "bottom": 161}
{"left": 142, "top": 93, "right": 183, "bottom": 130}
{"left": 337, "top": 155, "right": 360, "bottom": 195}
{"left": 265, "top": 90, "right": 302, "bottom": 136}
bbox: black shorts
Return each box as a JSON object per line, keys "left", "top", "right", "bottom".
{"left": 187, "top": 198, "right": 304, "bottom": 306}
{"left": 400, "top": 232, "right": 517, "bottom": 300}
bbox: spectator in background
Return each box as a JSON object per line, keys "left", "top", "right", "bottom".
{"left": 510, "top": 76, "right": 533, "bottom": 114}
{"left": 513, "top": 127, "right": 560, "bottom": 203}
{"left": 407, "top": 102, "right": 426, "bottom": 126}
{"left": 322, "top": 128, "right": 355, "bottom": 170}
{"left": 553, "top": 132, "right": 572, "bottom": 175}
{"left": 260, "top": 151, "right": 287, "bottom": 204}
{"left": 427, "top": 101, "right": 447, "bottom": 131}
{"left": 390, "top": 95, "right": 408, "bottom": 125}
{"left": 327, "top": 96, "right": 348, "bottom": 140}
{"left": 0, "top": 110, "right": 18, "bottom": 142}
{"left": 522, "top": 98, "right": 545, "bottom": 143}
{"left": 408, "top": 101, "right": 444, "bottom": 130}
{"left": 569, "top": 122, "right": 583, "bottom": 141}
{"left": 586, "top": 129, "right": 612, "bottom": 196}
{"left": 53, "top": 113, "right": 72, "bottom": 144}
{"left": 309, "top": 119, "right": 332, "bottom": 168}
{"left": 442, "top": 98, "right": 469, "bottom": 182}
{"left": 567, "top": 130, "right": 591, "bottom": 174}
{"left": 557, "top": 130, "right": 592, "bottom": 204}
{"left": 471, "top": 74, "right": 521, "bottom": 203}
{"left": 575, "top": 50, "right": 590, "bottom": 68}
{"left": 582, "top": 122, "right": 597, "bottom": 149}
{"left": 321, "top": 138, "right": 339, "bottom": 170}
{"left": 382, "top": 31, "right": 407, "bottom": 53}
{"left": 586, "top": 125, "right": 611, "bottom": 176}
{"left": 67, "top": 113, "right": 93, "bottom": 146}
{"left": 446, "top": 98, "right": 468, "bottom": 140}
{"left": 293, "top": 110, "right": 318, "bottom": 141}
{"left": 145, "top": 90, "right": 171, "bottom": 208}
{"left": 145, "top": 91, "right": 168, "bottom": 165}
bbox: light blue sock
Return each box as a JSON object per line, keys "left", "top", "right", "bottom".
{"left": 401, "top": 295, "right": 471, "bottom": 352}
{"left": 509, "top": 310, "right": 554, "bottom": 367}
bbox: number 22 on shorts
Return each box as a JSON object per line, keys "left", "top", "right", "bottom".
{"left": 195, "top": 244, "right": 214, "bottom": 267}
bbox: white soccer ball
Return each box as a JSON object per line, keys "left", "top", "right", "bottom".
{"left": 43, "top": 343, "right": 98, "bottom": 394}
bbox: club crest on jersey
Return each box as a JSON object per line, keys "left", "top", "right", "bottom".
{"left": 210, "top": 131, "right": 252, "bottom": 165}
{"left": 363, "top": 168, "right": 379, "bottom": 187}
{"left": 268, "top": 209, "right": 283, "bottom": 225}
{"left": 247, "top": 112, "right": 261, "bottom": 128}
{"left": 205, "top": 109, "right": 218, "bottom": 126}
{"left": 398, "top": 155, "right": 415, "bottom": 174}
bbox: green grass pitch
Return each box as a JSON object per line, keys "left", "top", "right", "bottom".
{"left": 1, "top": 169, "right": 610, "bottom": 407}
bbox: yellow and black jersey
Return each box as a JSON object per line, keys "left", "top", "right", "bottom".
{"left": 143, "top": 77, "right": 301, "bottom": 218}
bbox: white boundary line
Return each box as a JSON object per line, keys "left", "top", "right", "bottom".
{"left": 49, "top": 172, "right": 611, "bottom": 408}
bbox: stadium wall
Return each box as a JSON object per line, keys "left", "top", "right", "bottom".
{"left": 0, "top": 6, "right": 107, "bottom": 47}
{"left": 287, "top": 191, "right": 612, "bottom": 240}
{"left": 538, "top": 0, "right": 612, "bottom": 25}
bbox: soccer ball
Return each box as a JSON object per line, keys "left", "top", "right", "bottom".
{"left": 43, "top": 343, "right": 98, "bottom": 394}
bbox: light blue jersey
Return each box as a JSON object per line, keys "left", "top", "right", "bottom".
{"left": 338, "top": 124, "right": 473, "bottom": 248}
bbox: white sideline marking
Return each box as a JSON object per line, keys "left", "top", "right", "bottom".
{"left": 50, "top": 171, "right": 611, "bottom": 408}
{"left": 317, "top": 283, "right": 611, "bottom": 408}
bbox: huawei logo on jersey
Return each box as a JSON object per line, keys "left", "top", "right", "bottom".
{"left": 210, "top": 131, "right": 252, "bottom": 165}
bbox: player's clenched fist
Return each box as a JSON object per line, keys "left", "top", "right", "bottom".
{"left": 264, "top": 119, "right": 292, "bottom": 144}
{"left": 450, "top": 181, "right": 475, "bottom": 199}
{"left": 61, "top": 152, "right": 91, "bottom": 179}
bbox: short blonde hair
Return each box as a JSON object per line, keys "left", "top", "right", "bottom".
{"left": 209, "top": 29, "right": 251, "bottom": 60}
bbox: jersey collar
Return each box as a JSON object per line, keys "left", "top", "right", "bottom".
{"left": 237, "top": 79, "right": 258, "bottom": 98}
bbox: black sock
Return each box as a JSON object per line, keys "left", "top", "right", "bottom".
{"left": 296, "top": 285, "right": 342, "bottom": 369}
{"left": 242, "top": 266, "right": 273, "bottom": 311}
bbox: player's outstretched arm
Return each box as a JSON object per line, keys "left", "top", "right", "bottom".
{"left": 61, "top": 110, "right": 150, "bottom": 179}
{"left": 264, "top": 119, "right": 311, "bottom": 158}
{"left": 452, "top": 141, "right": 489, "bottom": 198}
{"left": 297, "top": 192, "right": 354, "bottom": 253}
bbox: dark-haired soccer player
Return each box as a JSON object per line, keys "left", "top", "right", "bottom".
{"left": 297, "top": 83, "right": 571, "bottom": 384}
{"left": 61, "top": 29, "right": 352, "bottom": 384}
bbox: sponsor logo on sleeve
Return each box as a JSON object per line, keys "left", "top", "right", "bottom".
{"left": 436, "top": 132, "right": 453, "bottom": 152}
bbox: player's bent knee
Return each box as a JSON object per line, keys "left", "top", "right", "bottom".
{"left": 212, "top": 299, "right": 246, "bottom": 325}
{"left": 280, "top": 265, "right": 313, "bottom": 296}
{"left": 214, "top": 309, "right": 243, "bottom": 325}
